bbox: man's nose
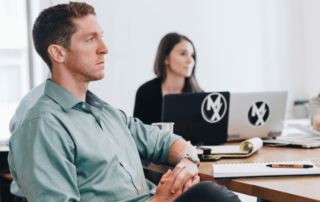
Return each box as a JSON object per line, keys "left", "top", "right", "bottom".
{"left": 98, "top": 39, "right": 108, "bottom": 55}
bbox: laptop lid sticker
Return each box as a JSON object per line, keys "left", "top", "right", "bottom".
{"left": 201, "top": 92, "right": 228, "bottom": 123}
{"left": 248, "top": 101, "right": 270, "bottom": 127}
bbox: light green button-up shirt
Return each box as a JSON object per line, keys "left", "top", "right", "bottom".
{"left": 8, "top": 80, "right": 181, "bottom": 202}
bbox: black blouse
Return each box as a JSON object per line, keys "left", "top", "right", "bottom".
{"left": 133, "top": 78, "right": 163, "bottom": 124}
{"left": 133, "top": 77, "right": 200, "bottom": 124}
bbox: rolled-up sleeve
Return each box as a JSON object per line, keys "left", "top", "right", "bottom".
{"left": 8, "top": 115, "right": 79, "bottom": 202}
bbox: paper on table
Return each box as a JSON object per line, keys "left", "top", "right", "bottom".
{"left": 289, "top": 123, "right": 320, "bottom": 136}
{"left": 202, "top": 137, "right": 262, "bottom": 155}
{"left": 263, "top": 123, "right": 320, "bottom": 148}
{"left": 199, "top": 137, "right": 263, "bottom": 161}
{"left": 213, "top": 160, "right": 320, "bottom": 178}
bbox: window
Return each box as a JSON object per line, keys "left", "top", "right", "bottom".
{"left": 0, "top": 0, "right": 28, "bottom": 139}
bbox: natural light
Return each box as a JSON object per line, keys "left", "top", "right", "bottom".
{"left": 0, "top": 0, "right": 28, "bottom": 142}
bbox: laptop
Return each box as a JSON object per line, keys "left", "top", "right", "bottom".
{"left": 162, "top": 92, "right": 230, "bottom": 145}
{"left": 263, "top": 121, "right": 320, "bottom": 148}
{"left": 227, "top": 91, "right": 288, "bottom": 141}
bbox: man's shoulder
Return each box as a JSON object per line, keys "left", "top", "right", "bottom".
{"left": 18, "top": 95, "right": 62, "bottom": 127}
{"left": 10, "top": 95, "right": 66, "bottom": 144}
{"left": 9, "top": 82, "right": 46, "bottom": 133}
{"left": 137, "top": 77, "right": 161, "bottom": 94}
{"left": 22, "top": 82, "right": 46, "bottom": 102}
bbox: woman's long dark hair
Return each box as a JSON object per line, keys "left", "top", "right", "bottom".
{"left": 153, "top": 32, "right": 202, "bottom": 92}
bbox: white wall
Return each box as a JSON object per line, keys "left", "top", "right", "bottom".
{"left": 41, "top": 0, "right": 319, "bottom": 117}
{"left": 303, "top": 0, "right": 320, "bottom": 99}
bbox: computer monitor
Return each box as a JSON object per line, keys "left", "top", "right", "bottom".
{"left": 162, "top": 92, "right": 230, "bottom": 145}
{"left": 228, "top": 91, "right": 288, "bottom": 141}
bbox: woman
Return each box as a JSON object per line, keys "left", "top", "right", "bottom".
{"left": 134, "top": 32, "right": 202, "bottom": 124}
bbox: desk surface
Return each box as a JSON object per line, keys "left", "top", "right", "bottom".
{"left": 199, "top": 146, "right": 320, "bottom": 202}
{"left": 147, "top": 146, "right": 320, "bottom": 202}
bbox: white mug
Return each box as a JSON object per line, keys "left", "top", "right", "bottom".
{"left": 151, "top": 122, "right": 174, "bottom": 133}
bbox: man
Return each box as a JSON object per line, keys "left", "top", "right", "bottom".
{"left": 8, "top": 2, "right": 240, "bottom": 202}
{"left": 309, "top": 96, "right": 320, "bottom": 131}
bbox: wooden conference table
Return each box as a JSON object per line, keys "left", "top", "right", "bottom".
{"left": 146, "top": 146, "right": 320, "bottom": 202}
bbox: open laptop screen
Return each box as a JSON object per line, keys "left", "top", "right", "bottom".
{"left": 162, "top": 92, "right": 230, "bottom": 145}
{"left": 228, "top": 91, "right": 287, "bottom": 141}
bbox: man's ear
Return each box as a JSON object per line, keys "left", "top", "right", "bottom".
{"left": 47, "top": 44, "right": 66, "bottom": 64}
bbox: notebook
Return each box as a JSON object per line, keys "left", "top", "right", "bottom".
{"left": 212, "top": 160, "right": 320, "bottom": 178}
{"left": 162, "top": 92, "right": 230, "bottom": 145}
{"left": 198, "top": 137, "right": 263, "bottom": 161}
{"left": 228, "top": 91, "right": 287, "bottom": 141}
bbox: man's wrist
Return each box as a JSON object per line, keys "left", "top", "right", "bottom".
{"left": 181, "top": 153, "right": 200, "bottom": 166}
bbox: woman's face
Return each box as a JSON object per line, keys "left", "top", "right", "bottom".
{"left": 165, "top": 40, "right": 195, "bottom": 78}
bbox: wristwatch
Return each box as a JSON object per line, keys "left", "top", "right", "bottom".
{"left": 182, "top": 153, "right": 200, "bottom": 166}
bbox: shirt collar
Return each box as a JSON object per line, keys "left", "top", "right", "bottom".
{"left": 86, "top": 91, "right": 104, "bottom": 109}
{"left": 44, "top": 79, "right": 103, "bottom": 111}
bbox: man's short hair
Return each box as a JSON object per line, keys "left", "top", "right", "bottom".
{"left": 32, "top": 2, "right": 95, "bottom": 70}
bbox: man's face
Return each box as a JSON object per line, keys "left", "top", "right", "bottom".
{"left": 64, "top": 14, "right": 108, "bottom": 82}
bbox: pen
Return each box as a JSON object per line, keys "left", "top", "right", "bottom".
{"left": 266, "top": 164, "right": 313, "bottom": 168}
